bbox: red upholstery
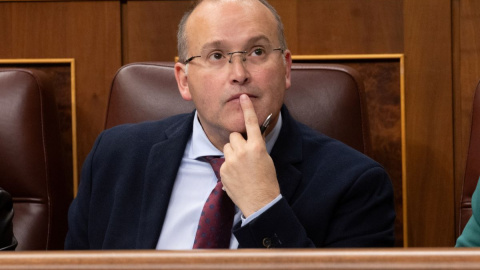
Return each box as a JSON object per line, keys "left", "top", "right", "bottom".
{"left": 106, "top": 62, "right": 369, "bottom": 155}
{"left": 0, "top": 69, "right": 72, "bottom": 250}
{"left": 459, "top": 81, "right": 480, "bottom": 235}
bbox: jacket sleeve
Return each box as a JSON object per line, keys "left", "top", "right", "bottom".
{"left": 0, "top": 188, "right": 17, "bottom": 250}
{"left": 233, "top": 197, "right": 315, "bottom": 248}
{"left": 233, "top": 166, "right": 395, "bottom": 248}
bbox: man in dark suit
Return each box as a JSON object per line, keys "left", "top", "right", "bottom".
{"left": 0, "top": 188, "right": 17, "bottom": 250}
{"left": 65, "top": 0, "right": 395, "bottom": 249}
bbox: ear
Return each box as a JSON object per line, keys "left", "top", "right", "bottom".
{"left": 174, "top": 62, "right": 192, "bottom": 101}
{"left": 283, "top": 50, "right": 293, "bottom": 90}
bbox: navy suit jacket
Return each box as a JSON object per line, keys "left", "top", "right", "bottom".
{"left": 65, "top": 106, "right": 395, "bottom": 249}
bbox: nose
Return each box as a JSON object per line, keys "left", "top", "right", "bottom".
{"left": 228, "top": 51, "right": 247, "bottom": 63}
{"left": 228, "top": 53, "right": 250, "bottom": 85}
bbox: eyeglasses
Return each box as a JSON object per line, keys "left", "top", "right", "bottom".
{"left": 184, "top": 47, "right": 284, "bottom": 69}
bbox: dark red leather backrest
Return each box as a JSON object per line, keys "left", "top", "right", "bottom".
{"left": 105, "top": 62, "right": 369, "bottom": 154}
{"left": 0, "top": 69, "right": 72, "bottom": 250}
{"left": 459, "top": 81, "right": 480, "bottom": 235}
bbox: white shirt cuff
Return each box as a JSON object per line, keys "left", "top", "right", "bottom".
{"left": 240, "top": 194, "right": 283, "bottom": 226}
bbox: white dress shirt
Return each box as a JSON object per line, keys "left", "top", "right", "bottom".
{"left": 156, "top": 112, "right": 282, "bottom": 249}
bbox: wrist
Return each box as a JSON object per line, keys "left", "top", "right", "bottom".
{"left": 241, "top": 191, "right": 281, "bottom": 218}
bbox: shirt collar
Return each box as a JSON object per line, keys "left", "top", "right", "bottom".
{"left": 188, "top": 111, "right": 282, "bottom": 160}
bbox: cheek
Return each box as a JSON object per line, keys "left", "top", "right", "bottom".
{"left": 257, "top": 69, "right": 286, "bottom": 97}
{"left": 189, "top": 72, "right": 212, "bottom": 97}
{"left": 189, "top": 76, "right": 222, "bottom": 109}
{"left": 262, "top": 73, "right": 287, "bottom": 111}
{"left": 256, "top": 62, "right": 287, "bottom": 85}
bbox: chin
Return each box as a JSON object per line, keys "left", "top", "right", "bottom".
{"left": 229, "top": 126, "right": 247, "bottom": 134}
{"left": 223, "top": 117, "right": 246, "bottom": 132}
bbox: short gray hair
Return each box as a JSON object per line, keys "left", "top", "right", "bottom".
{"left": 177, "top": 0, "right": 287, "bottom": 63}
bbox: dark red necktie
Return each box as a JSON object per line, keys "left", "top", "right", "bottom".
{"left": 193, "top": 156, "right": 235, "bottom": 249}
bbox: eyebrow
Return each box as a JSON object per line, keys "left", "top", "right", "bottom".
{"left": 199, "top": 35, "right": 272, "bottom": 53}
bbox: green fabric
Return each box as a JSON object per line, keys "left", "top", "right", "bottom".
{"left": 456, "top": 177, "right": 480, "bottom": 247}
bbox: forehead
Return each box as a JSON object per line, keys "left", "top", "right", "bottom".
{"left": 186, "top": 0, "right": 278, "bottom": 51}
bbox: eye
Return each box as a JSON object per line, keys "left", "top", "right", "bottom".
{"left": 251, "top": 48, "right": 266, "bottom": 57}
{"left": 207, "top": 52, "right": 225, "bottom": 61}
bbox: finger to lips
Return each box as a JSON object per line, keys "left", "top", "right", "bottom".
{"left": 239, "top": 94, "right": 262, "bottom": 142}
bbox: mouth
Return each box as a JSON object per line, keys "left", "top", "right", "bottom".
{"left": 227, "top": 93, "right": 257, "bottom": 102}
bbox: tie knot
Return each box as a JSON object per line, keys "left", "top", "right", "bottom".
{"left": 203, "top": 156, "right": 225, "bottom": 181}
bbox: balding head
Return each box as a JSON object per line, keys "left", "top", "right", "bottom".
{"left": 177, "top": 0, "right": 287, "bottom": 63}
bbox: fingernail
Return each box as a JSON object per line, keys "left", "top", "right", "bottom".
{"left": 240, "top": 94, "right": 248, "bottom": 101}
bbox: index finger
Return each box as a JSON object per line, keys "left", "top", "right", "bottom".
{"left": 239, "top": 94, "right": 263, "bottom": 142}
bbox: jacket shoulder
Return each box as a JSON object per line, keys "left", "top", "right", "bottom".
{"left": 102, "top": 113, "right": 191, "bottom": 141}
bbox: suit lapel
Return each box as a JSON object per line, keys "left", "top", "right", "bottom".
{"left": 270, "top": 106, "right": 303, "bottom": 203}
{"left": 136, "top": 113, "right": 194, "bottom": 249}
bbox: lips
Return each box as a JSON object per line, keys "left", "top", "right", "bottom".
{"left": 227, "top": 93, "right": 257, "bottom": 102}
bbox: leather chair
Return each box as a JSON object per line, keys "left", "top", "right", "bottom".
{"left": 459, "top": 81, "right": 480, "bottom": 235}
{"left": 0, "top": 69, "right": 73, "bottom": 250}
{"left": 106, "top": 62, "right": 370, "bottom": 155}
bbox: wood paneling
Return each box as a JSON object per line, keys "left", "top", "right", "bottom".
{"left": 123, "top": 0, "right": 404, "bottom": 62}
{"left": 404, "top": 0, "right": 454, "bottom": 246}
{"left": 123, "top": 1, "right": 194, "bottom": 63}
{"left": 453, "top": 0, "right": 480, "bottom": 237}
{"left": 0, "top": 1, "right": 122, "bottom": 176}
{"left": 282, "top": 0, "right": 404, "bottom": 55}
